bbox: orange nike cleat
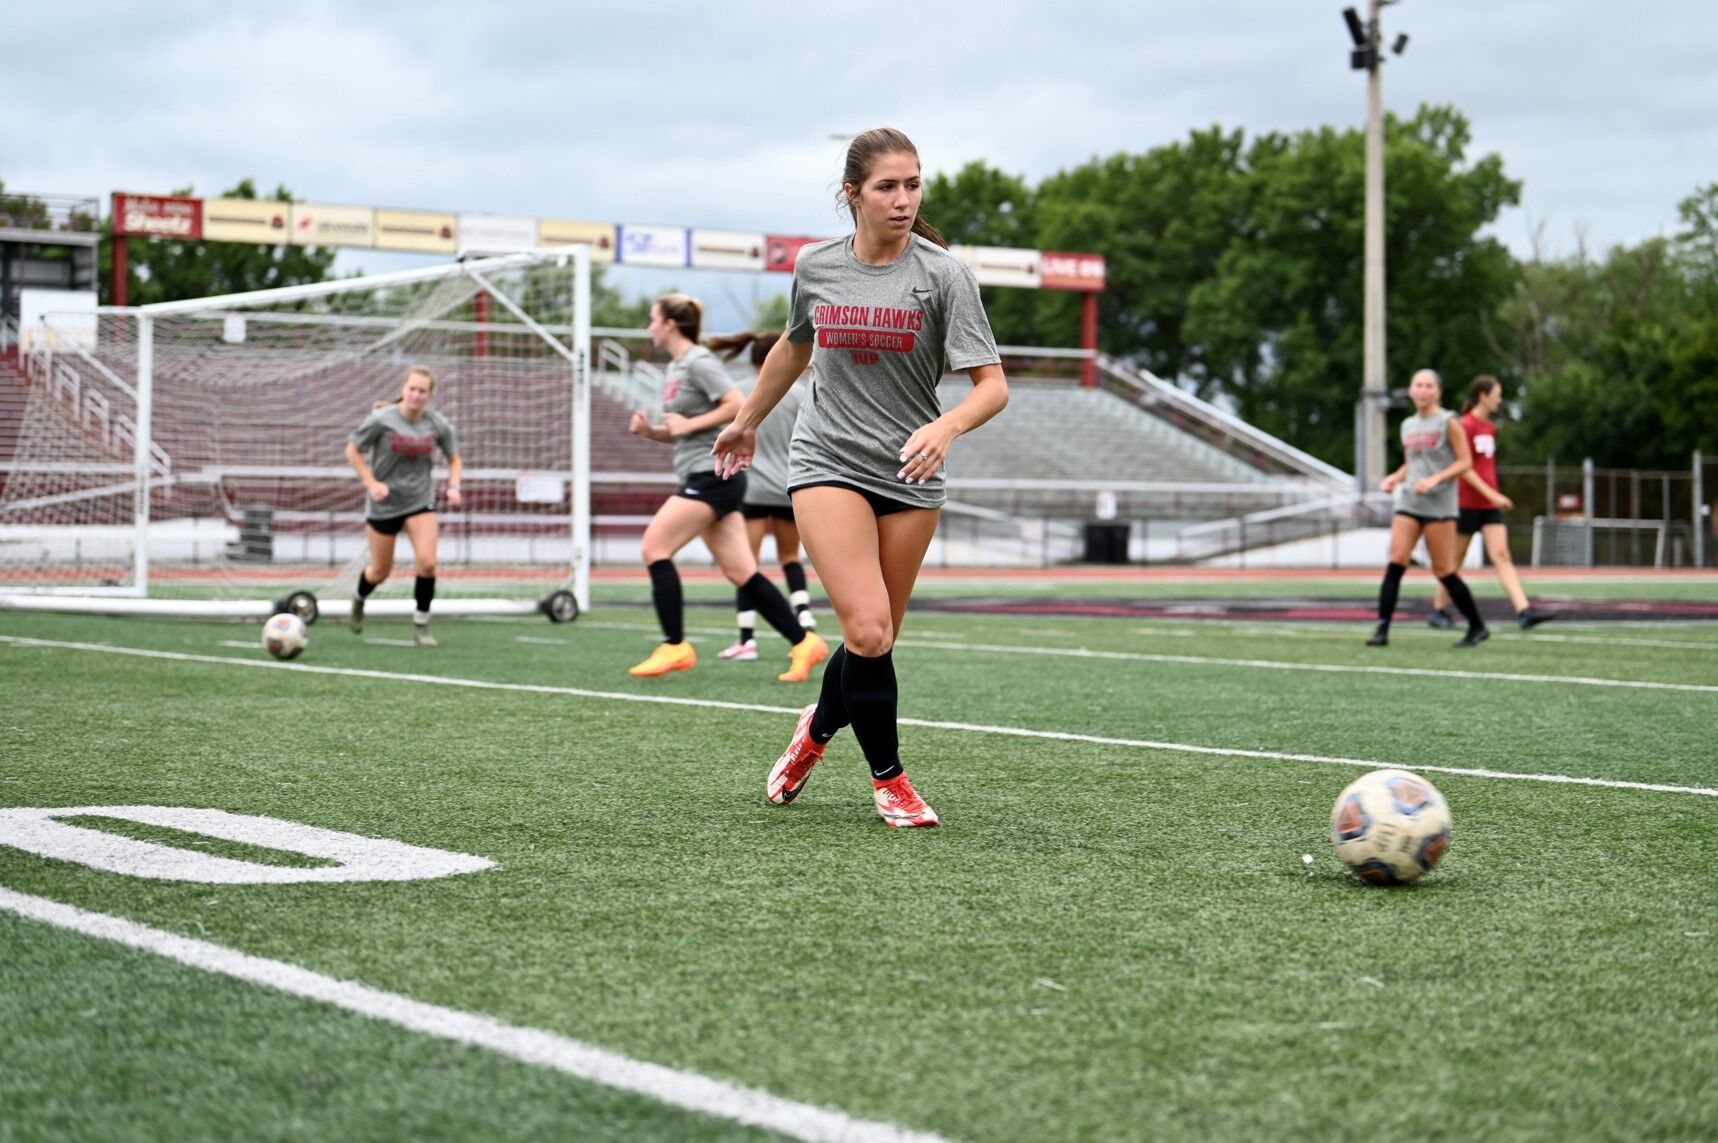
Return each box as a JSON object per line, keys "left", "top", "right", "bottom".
{"left": 628, "top": 641, "right": 696, "bottom": 678}
{"left": 767, "top": 704, "right": 825, "bottom": 804}
{"left": 777, "top": 631, "right": 829, "bottom": 683}
{"left": 873, "top": 772, "right": 939, "bottom": 828}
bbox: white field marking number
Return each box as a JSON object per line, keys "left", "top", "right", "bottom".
{"left": 0, "top": 806, "right": 494, "bottom": 884}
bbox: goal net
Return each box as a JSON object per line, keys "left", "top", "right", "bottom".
{"left": 0, "top": 248, "right": 592, "bottom": 623}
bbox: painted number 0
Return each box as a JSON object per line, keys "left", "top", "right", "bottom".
{"left": 0, "top": 806, "right": 494, "bottom": 884}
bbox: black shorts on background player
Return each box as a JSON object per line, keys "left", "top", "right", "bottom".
{"left": 675, "top": 470, "right": 746, "bottom": 518}
{"left": 740, "top": 502, "right": 795, "bottom": 522}
{"left": 1457, "top": 507, "right": 1505, "bottom": 535}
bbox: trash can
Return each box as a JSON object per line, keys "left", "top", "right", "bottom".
{"left": 231, "top": 506, "right": 274, "bottom": 562}
{"left": 1082, "top": 521, "right": 1130, "bottom": 564}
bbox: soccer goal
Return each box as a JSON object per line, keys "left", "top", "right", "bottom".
{"left": 0, "top": 247, "right": 592, "bottom": 624}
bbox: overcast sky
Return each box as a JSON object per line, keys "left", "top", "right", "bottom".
{"left": 5, "top": 0, "right": 1714, "bottom": 333}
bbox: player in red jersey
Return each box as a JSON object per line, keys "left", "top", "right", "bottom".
{"left": 1428, "top": 375, "right": 1555, "bottom": 630}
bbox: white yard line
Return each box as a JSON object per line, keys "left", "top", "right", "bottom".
{"left": 0, "top": 888, "right": 944, "bottom": 1143}
{"left": 5, "top": 635, "right": 1715, "bottom": 799}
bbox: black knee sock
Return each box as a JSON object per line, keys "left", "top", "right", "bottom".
{"left": 809, "top": 645, "right": 849, "bottom": 743}
{"left": 357, "top": 572, "right": 379, "bottom": 599}
{"left": 841, "top": 649, "right": 901, "bottom": 781}
{"left": 782, "top": 561, "right": 807, "bottom": 595}
{"left": 1439, "top": 573, "right": 1484, "bottom": 628}
{"left": 739, "top": 572, "right": 805, "bottom": 644}
{"left": 648, "top": 559, "right": 683, "bottom": 644}
{"left": 1377, "top": 562, "right": 1407, "bottom": 623}
{"left": 413, "top": 576, "right": 435, "bottom": 616}
{"left": 734, "top": 588, "right": 755, "bottom": 642}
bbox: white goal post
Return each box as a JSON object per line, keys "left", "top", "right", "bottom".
{"left": 0, "top": 247, "right": 593, "bottom": 623}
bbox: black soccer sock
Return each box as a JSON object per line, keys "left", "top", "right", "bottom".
{"left": 1377, "top": 562, "right": 1408, "bottom": 623}
{"left": 782, "top": 561, "right": 808, "bottom": 595}
{"left": 841, "top": 648, "right": 901, "bottom": 781}
{"left": 648, "top": 559, "right": 684, "bottom": 644}
{"left": 809, "top": 645, "right": 849, "bottom": 743}
{"left": 1439, "top": 573, "right": 1484, "bottom": 629}
{"left": 413, "top": 575, "right": 435, "bottom": 614}
{"left": 356, "top": 572, "right": 379, "bottom": 599}
{"left": 739, "top": 572, "right": 806, "bottom": 644}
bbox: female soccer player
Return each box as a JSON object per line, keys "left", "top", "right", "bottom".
{"left": 1427, "top": 375, "right": 1555, "bottom": 630}
{"left": 344, "top": 365, "right": 461, "bottom": 647}
{"left": 706, "top": 330, "right": 817, "bottom": 662}
{"left": 626, "top": 294, "right": 827, "bottom": 681}
{"left": 1367, "top": 368, "right": 1489, "bottom": 648}
{"left": 713, "top": 126, "right": 1010, "bottom": 828}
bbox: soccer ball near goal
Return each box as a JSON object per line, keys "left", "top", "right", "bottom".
{"left": 262, "top": 613, "right": 309, "bottom": 661}
{"left": 1330, "top": 768, "right": 1451, "bottom": 885}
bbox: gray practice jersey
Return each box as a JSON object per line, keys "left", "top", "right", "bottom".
{"left": 786, "top": 234, "right": 1000, "bottom": 509}
{"left": 348, "top": 405, "right": 459, "bottom": 519}
{"left": 1396, "top": 408, "right": 1459, "bottom": 518}
{"left": 737, "top": 375, "right": 805, "bottom": 507}
{"left": 663, "top": 345, "right": 736, "bottom": 479}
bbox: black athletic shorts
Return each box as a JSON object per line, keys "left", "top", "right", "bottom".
{"left": 740, "top": 502, "right": 796, "bottom": 522}
{"left": 790, "top": 480, "right": 922, "bottom": 518}
{"left": 1458, "top": 507, "right": 1505, "bottom": 535}
{"left": 366, "top": 507, "right": 433, "bottom": 535}
{"left": 674, "top": 470, "right": 746, "bottom": 518}
{"left": 1394, "top": 510, "right": 1456, "bottom": 526}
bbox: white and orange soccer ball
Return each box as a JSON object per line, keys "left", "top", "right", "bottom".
{"left": 1330, "top": 768, "right": 1451, "bottom": 885}
{"left": 262, "top": 612, "right": 308, "bottom": 660}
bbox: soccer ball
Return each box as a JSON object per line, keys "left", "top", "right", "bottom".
{"left": 1330, "top": 768, "right": 1451, "bottom": 885}
{"left": 262, "top": 612, "right": 308, "bottom": 660}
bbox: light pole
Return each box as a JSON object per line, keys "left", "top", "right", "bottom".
{"left": 1343, "top": 3, "right": 1408, "bottom": 494}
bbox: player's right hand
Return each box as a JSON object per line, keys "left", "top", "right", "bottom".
{"left": 1494, "top": 493, "right": 1515, "bottom": 511}
{"left": 367, "top": 480, "right": 389, "bottom": 501}
{"left": 711, "top": 422, "right": 755, "bottom": 479}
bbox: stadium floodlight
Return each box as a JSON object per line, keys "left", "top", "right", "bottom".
{"left": 0, "top": 247, "right": 594, "bottom": 625}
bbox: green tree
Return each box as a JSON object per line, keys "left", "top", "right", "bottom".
{"left": 0, "top": 179, "right": 53, "bottom": 230}
{"left": 924, "top": 162, "right": 1040, "bottom": 342}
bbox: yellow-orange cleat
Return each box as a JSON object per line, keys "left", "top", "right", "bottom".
{"left": 873, "top": 773, "right": 939, "bottom": 828}
{"left": 629, "top": 641, "right": 696, "bottom": 678}
{"left": 767, "top": 703, "right": 825, "bottom": 804}
{"left": 777, "top": 631, "right": 829, "bottom": 683}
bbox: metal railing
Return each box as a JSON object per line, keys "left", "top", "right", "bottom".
{"left": 0, "top": 192, "right": 102, "bottom": 233}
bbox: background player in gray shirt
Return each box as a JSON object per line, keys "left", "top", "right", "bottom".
{"left": 1367, "top": 368, "right": 1490, "bottom": 648}
{"left": 344, "top": 365, "right": 462, "bottom": 647}
{"left": 707, "top": 330, "right": 817, "bottom": 662}
{"left": 624, "top": 294, "right": 827, "bottom": 681}
{"left": 714, "top": 126, "right": 1009, "bottom": 829}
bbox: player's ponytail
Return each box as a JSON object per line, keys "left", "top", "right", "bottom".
{"left": 706, "top": 329, "right": 781, "bottom": 367}
{"left": 840, "top": 127, "right": 949, "bottom": 250}
{"left": 1462, "top": 374, "right": 1499, "bottom": 415}
{"left": 374, "top": 365, "right": 436, "bottom": 410}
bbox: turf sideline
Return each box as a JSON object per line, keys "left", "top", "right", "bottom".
{"left": 5, "top": 635, "right": 1715, "bottom": 799}
{"left": 0, "top": 889, "right": 943, "bottom": 1143}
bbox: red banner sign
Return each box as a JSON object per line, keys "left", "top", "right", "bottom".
{"left": 1039, "top": 251, "right": 1105, "bottom": 292}
{"left": 764, "top": 235, "right": 826, "bottom": 273}
{"left": 114, "top": 193, "right": 203, "bottom": 239}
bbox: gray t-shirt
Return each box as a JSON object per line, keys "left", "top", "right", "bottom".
{"left": 1396, "top": 408, "right": 1459, "bottom": 518}
{"left": 348, "top": 405, "right": 459, "bottom": 519}
{"left": 663, "top": 344, "right": 736, "bottom": 479}
{"left": 785, "top": 234, "right": 1000, "bottom": 509}
{"left": 736, "top": 375, "right": 804, "bottom": 508}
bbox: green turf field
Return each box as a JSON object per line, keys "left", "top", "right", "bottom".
{"left": 3, "top": 579, "right": 1716, "bottom": 1140}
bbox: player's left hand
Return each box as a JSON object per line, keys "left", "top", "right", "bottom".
{"left": 663, "top": 413, "right": 691, "bottom": 438}
{"left": 1413, "top": 477, "right": 1438, "bottom": 496}
{"left": 446, "top": 487, "right": 462, "bottom": 510}
{"left": 898, "top": 421, "right": 957, "bottom": 484}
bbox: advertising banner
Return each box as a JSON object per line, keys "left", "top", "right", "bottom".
{"left": 202, "top": 197, "right": 290, "bottom": 243}
{"left": 963, "top": 246, "right": 1041, "bottom": 289}
{"left": 113, "top": 193, "right": 202, "bottom": 239}
{"left": 763, "top": 235, "right": 826, "bottom": 273}
{"left": 457, "top": 213, "right": 536, "bottom": 254}
{"left": 1039, "top": 251, "right": 1107, "bottom": 292}
{"left": 375, "top": 209, "right": 458, "bottom": 253}
{"left": 537, "top": 218, "right": 616, "bottom": 262}
{"left": 288, "top": 203, "right": 375, "bottom": 247}
{"left": 690, "top": 228, "right": 765, "bottom": 272}
{"left": 617, "top": 224, "right": 688, "bottom": 267}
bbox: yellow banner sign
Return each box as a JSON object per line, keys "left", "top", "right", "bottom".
{"left": 202, "top": 198, "right": 291, "bottom": 244}
{"left": 536, "top": 218, "right": 616, "bottom": 263}
{"left": 375, "top": 209, "right": 458, "bottom": 253}
{"left": 288, "top": 203, "right": 375, "bottom": 248}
